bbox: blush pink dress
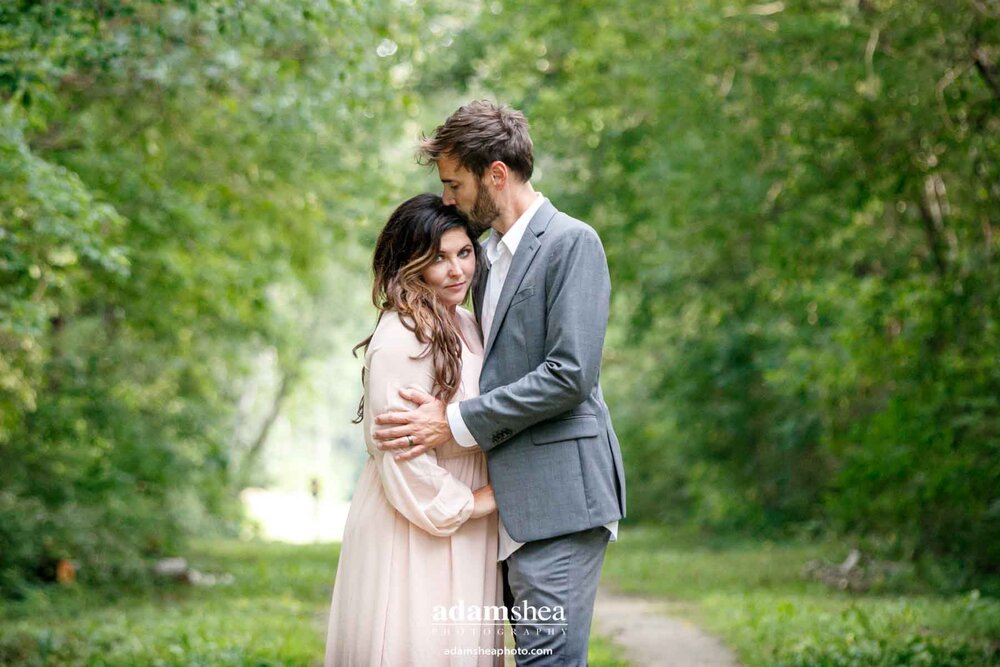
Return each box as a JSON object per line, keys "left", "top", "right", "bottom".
{"left": 324, "top": 309, "right": 503, "bottom": 666}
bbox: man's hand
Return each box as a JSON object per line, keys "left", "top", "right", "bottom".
{"left": 373, "top": 388, "right": 453, "bottom": 462}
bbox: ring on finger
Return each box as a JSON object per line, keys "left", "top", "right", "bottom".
{"left": 406, "top": 435, "right": 415, "bottom": 447}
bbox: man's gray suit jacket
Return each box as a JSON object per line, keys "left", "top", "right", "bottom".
{"left": 462, "top": 199, "right": 627, "bottom": 543}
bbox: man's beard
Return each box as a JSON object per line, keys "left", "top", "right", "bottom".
{"left": 465, "top": 181, "right": 500, "bottom": 237}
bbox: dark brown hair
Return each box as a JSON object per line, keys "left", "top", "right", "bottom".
{"left": 352, "top": 194, "right": 482, "bottom": 423}
{"left": 418, "top": 100, "right": 534, "bottom": 181}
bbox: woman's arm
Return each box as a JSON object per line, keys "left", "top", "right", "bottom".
{"left": 365, "top": 317, "right": 484, "bottom": 536}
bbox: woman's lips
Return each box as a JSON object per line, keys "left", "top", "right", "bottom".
{"left": 446, "top": 281, "right": 466, "bottom": 290}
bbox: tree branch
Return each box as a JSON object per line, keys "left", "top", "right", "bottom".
{"left": 916, "top": 190, "right": 948, "bottom": 280}
{"left": 972, "top": 47, "right": 1000, "bottom": 103}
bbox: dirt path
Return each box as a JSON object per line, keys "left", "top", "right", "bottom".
{"left": 592, "top": 589, "right": 742, "bottom": 666}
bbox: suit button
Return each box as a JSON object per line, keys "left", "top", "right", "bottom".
{"left": 492, "top": 428, "right": 512, "bottom": 444}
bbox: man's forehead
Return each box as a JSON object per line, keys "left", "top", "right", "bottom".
{"left": 436, "top": 154, "right": 469, "bottom": 179}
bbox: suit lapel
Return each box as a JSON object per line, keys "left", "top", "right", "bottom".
{"left": 482, "top": 201, "right": 558, "bottom": 359}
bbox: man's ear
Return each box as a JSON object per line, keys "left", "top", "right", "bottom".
{"left": 487, "top": 161, "right": 508, "bottom": 189}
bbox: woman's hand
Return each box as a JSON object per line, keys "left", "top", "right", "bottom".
{"left": 471, "top": 483, "right": 496, "bottom": 519}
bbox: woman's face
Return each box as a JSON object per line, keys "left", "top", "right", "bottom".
{"left": 421, "top": 227, "right": 476, "bottom": 308}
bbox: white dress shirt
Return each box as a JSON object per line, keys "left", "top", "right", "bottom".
{"left": 446, "top": 193, "right": 617, "bottom": 561}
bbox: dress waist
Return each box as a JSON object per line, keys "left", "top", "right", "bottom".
{"left": 436, "top": 445, "right": 482, "bottom": 460}
{"left": 366, "top": 444, "right": 481, "bottom": 461}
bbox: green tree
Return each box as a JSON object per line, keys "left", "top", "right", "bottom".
{"left": 0, "top": 0, "right": 454, "bottom": 592}
{"left": 424, "top": 0, "right": 1000, "bottom": 575}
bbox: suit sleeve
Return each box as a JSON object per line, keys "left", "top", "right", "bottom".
{"left": 458, "top": 226, "right": 611, "bottom": 452}
{"left": 366, "top": 323, "right": 475, "bottom": 535}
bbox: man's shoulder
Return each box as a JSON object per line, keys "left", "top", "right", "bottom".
{"left": 543, "top": 206, "right": 603, "bottom": 246}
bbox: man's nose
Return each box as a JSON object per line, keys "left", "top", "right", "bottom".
{"left": 442, "top": 189, "right": 455, "bottom": 206}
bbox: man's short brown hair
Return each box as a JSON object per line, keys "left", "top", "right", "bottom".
{"left": 418, "top": 100, "right": 534, "bottom": 181}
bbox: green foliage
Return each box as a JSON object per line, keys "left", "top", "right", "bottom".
{"left": 721, "top": 593, "right": 1000, "bottom": 666}
{"left": 0, "top": 102, "right": 129, "bottom": 437}
{"left": 587, "top": 635, "right": 631, "bottom": 667}
{"left": 0, "top": 0, "right": 446, "bottom": 593}
{"left": 602, "top": 527, "right": 1000, "bottom": 666}
{"left": 426, "top": 0, "right": 1000, "bottom": 575}
{"left": 0, "top": 540, "right": 340, "bottom": 665}
{"left": 0, "top": 539, "right": 627, "bottom": 665}
{"left": 2, "top": 0, "right": 998, "bottom": 613}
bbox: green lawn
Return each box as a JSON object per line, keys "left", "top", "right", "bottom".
{"left": 600, "top": 526, "right": 1000, "bottom": 666}
{"left": 0, "top": 539, "right": 628, "bottom": 666}
{"left": 6, "top": 530, "right": 994, "bottom": 666}
{"left": 0, "top": 541, "right": 339, "bottom": 666}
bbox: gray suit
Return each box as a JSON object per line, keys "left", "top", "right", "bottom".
{"left": 461, "top": 199, "right": 626, "bottom": 664}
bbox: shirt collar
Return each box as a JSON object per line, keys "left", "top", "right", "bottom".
{"left": 484, "top": 193, "right": 544, "bottom": 265}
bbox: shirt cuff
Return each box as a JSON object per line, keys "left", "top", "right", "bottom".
{"left": 447, "top": 402, "right": 479, "bottom": 448}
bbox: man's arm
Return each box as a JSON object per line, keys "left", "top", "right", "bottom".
{"left": 462, "top": 225, "right": 610, "bottom": 452}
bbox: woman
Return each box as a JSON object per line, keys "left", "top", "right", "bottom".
{"left": 324, "top": 194, "right": 502, "bottom": 666}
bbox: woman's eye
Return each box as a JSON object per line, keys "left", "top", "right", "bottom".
{"left": 459, "top": 249, "right": 471, "bottom": 258}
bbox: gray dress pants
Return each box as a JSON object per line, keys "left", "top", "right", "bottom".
{"left": 502, "top": 526, "right": 611, "bottom": 665}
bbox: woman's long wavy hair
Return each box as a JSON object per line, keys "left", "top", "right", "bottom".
{"left": 352, "top": 193, "right": 482, "bottom": 423}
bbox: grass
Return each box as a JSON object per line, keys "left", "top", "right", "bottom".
{"left": 0, "top": 540, "right": 340, "bottom": 666}
{"left": 0, "top": 539, "right": 628, "bottom": 666}
{"left": 587, "top": 635, "right": 630, "bottom": 666}
{"left": 9, "top": 528, "right": 993, "bottom": 665}
{"left": 600, "top": 526, "right": 1000, "bottom": 666}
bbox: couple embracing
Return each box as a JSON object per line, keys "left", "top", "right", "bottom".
{"left": 325, "top": 101, "right": 627, "bottom": 666}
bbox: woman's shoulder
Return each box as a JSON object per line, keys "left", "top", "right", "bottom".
{"left": 368, "top": 310, "right": 428, "bottom": 358}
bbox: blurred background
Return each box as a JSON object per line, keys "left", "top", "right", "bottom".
{"left": 1, "top": 1, "right": 998, "bottom": 665}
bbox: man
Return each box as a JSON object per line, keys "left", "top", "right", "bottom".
{"left": 374, "top": 101, "right": 626, "bottom": 664}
